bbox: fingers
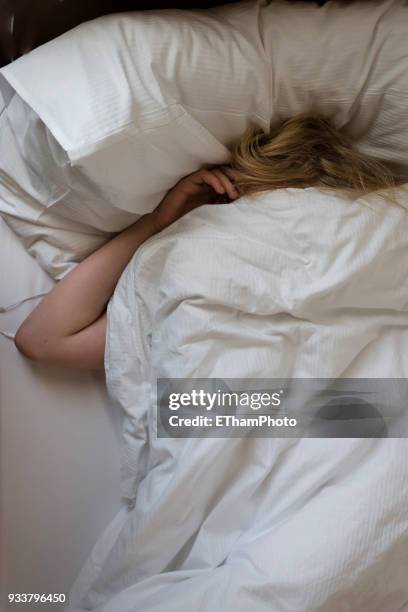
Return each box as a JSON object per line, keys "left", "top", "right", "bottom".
{"left": 212, "top": 168, "right": 239, "bottom": 200}
{"left": 200, "top": 166, "right": 240, "bottom": 200}
{"left": 198, "top": 169, "right": 226, "bottom": 195}
{"left": 221, "top": 166, "right": 241, "bottom": 182}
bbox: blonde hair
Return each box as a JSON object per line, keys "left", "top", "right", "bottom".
{"left": 231, "top": 114, "right": 404, "bottom": 198}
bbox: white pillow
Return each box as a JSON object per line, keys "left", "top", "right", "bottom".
{"left": 1, "top": 0, "right": 408, "bottom": 278}
{"left": 259, "top": 0, "right": 408, "bottom": 170}
{"left": 0, "top": 75, "right": 139, "bottom": 279}
{"left": 0, "top": 1, "right": 268, "bottom": 277}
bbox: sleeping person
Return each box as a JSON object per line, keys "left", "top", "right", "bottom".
{"left": 13, "top": 113, "right": 408, "bottom": 372}
{"left": 13, "top": 114, "right": 408, "bottom": 611}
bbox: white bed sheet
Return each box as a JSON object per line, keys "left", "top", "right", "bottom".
{"left": 0, "top": 219, "right": 123, "bottom": 607}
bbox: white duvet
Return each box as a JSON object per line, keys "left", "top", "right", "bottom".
{"left": 68, "top": 188, "right": 408, "bottom": 611}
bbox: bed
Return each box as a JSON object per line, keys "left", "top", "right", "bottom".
{"left": 0, "top": 1, "right": 250, "bottom": 604}
{"left": 0, "top": 217, "right": 123, "bottom": 601}
{"left": 1, "top": 0, "right": 408, "bottom": 609}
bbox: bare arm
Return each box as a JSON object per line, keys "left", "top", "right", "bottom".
{"left": 14, "top": 166, "right": 238, "bottom": 369}
{"left": 15, "top": 214, "right": 159, "bottom": 369}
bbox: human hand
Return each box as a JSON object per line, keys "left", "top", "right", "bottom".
{"left": 150, "top": 166, "right": 240, "bottom": 232}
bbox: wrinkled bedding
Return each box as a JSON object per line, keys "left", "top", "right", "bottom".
{"left": 68, "top": 188, "right": 408, "bottom": 611}
{"left": 3, "top": 0, "right": 408, "bottom": 279}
